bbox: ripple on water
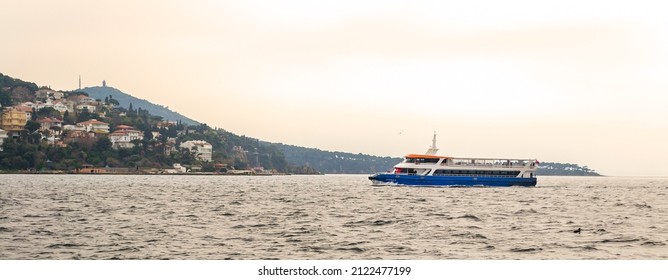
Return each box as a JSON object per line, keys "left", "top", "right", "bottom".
{"left": 452, "top": 232, "right": 488, "bottom": 239}
{"left": 640, "top": 241, "right": 665, "bottom": 246}
{"left": 47, "top": 243, "right": 85, "bottom": 249}
{"left": 448, "top": 214, "right": 481, "bottom": 222}
{"left": 598, "top": 237, "right": 641, "bottom": 244}
{"left": 510, "top": 247, "right": 543, "bottom": 253}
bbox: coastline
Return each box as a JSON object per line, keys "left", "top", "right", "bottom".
{"left": 0, "top": 170, "right": 296, "bottom": 176}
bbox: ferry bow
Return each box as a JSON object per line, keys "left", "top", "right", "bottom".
{"left": 368, "top": 133, "right": 538, "bottom": 187}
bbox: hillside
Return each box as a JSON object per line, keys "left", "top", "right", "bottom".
{"left": 81, "top": 86, "right": 199, "bottom": 125}
{"left": 266, "top": 142, "right": 400, "bottom": 174}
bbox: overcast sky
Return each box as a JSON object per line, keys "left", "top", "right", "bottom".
{"left": 2, "top": 0, "right": 667, "bottom": 176}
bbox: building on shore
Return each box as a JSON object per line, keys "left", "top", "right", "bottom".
{"left": 180, "top": 140, "right": 213, "bottom": 162}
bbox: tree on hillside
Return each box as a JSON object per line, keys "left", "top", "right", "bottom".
{"left": 0, "top": 91, "right": 11, "bottom": 106}
{"left": 63, "top": 111, "right": 76, "bottom": 125}
{"left": 76, "top": 110, "right": 99, "bottom": 123}
{"left": 25, "top": 120, "right": 40, "bottom": 133}
{"left": 35, "top": 107, "right": 62, "bottom": 119}
{"left": 11, "top": 86, "right": 35, "bottom": 103}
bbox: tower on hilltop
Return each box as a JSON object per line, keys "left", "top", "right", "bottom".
{"left": 102, "top": 80, "right": 107, "bottom": 87}
{"left": 78, "top": 75, "right": 81, "bottom": 90}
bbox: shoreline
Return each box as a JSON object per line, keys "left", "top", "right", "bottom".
{"left": 0, "top": 171, "right": 304, "bottom": 176}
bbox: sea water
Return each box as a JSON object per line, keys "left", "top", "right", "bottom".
{"left": 0, "top": 174, "right": 666, "bottom": 259}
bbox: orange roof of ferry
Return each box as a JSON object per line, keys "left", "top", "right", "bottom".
{"left": 405, "top": 154, "right": 451, "bottom": 159}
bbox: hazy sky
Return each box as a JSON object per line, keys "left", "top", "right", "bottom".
{"left": 2, "top": 0, "right": 667, "bottom": 176}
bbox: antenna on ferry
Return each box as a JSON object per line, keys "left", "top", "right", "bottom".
{"left": 425, "top": 131, "right": 439, "bottom": 155}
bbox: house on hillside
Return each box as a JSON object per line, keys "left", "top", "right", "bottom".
{"left": 1, "top": 107, "right": 28, "bottom": 132}
{"left": 163, "top": 137, "right": 177, "bottom": 155}
{"left": 35, "top": 89, "right": 51, "bottom": 99}
{"left": 35, "top": 99, "right": 53, "bottom": 110}
{"left": 156, "top": 121, "right": 177, "bottom": 129}
{"left": 0, "top": 129, "right": 7, "bottom": 151}
{"left": 76, "top": 119, "right": 109, "bottom": 134}
{"left": 180, "top": 140, "right": 213, "bottom": 162}
{"left": 75, "top": 95, "right": 96, "bottom": 104}
{"left": 63, "top": 130, "right": 97, "bottom": 147}
{"left": 51, "top": 101, "right": 70, "bottom": 113}
{"left": 37, "top": 117, "right": 63, "bottom": 132}
{"left": 13, "top": 105, "right": 33, "bottom": 120}
{"left": 63, "top": 124, "right": 85, "bottom": 132}
{"left": 108, "top": 125, "right": 143, "bottom": 149}
{"left": 35, "top": 89, "right": 64, "bottom": 99}
{"left": 76, "top": 103, "right": 97, "bottom": 113}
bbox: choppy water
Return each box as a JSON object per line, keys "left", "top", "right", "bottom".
{"left": 0, "top": 174, "right": 667, "bottom": 259}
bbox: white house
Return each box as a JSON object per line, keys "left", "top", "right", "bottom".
{"left": 52, "top": 101, "right": 69, "bottom": 113}
{"left": 37, "top": 117, "right": 63, "bottom": 131}
{"left": 52, "top": 91, "right": 64, "bottom": 99}
{"left": 0, "top": 129, "right": 7, "bottom": 151}
{"left": 108, "top": 125, "right": 143, "bottom": 149}
{"left": 76, "top": 119, "right": 109, "bottom": 134}
{"left": 76, "top": 104, "right": 97, "bottom": 113}
{"left": 63, "top": 124, "right": 85, "bottom": 132}
{"left": 35, "top": 89, "right": 64, "bottom": 99}
{"left": 180, "top": 140, "right": 213, "bottom": 162}
{"left": 75, "top": 95, "right": 97, "bottom": 104}
{"left": 35, "top": 99, "right": 54, "bottom": 110}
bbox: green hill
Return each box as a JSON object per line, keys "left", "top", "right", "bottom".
{"left": 266, "top": 142, "right": 400, "bottom": 174}
{"left": 80, "top": 86, "right": 199, "bottom": 125}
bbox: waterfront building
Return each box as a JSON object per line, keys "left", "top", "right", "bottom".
{"left": 180, "top": 140, "right": 213, "bottom": 162}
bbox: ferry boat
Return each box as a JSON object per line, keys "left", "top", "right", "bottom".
{"left": 368, "top": 133, "right": 538, "bottom": 187}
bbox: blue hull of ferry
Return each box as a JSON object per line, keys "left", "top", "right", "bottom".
{"left": 368, "top": 173, "right": 537, "bottom": 187}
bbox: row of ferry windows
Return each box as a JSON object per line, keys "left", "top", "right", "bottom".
{"left": 433, "top": 170, "right": 521, "bottom": 176}
{"left": 405, "top": 158, "right": 530, "bottom": 166}
{"left": 405, "top": 158, "right": 441, "bottom": 164}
